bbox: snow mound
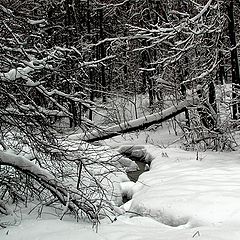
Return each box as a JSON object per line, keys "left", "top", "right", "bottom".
{"left": 124, "top": 146, "right": 240, "bottom": 227}
{"left": 0, "top": 219, "right": 102, "bottom": 240}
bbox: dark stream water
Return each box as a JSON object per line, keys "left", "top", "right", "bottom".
{"left": 126, "top": 159, "right": 147, "bottom": 182}
{"left": 122, "top": 157, "right": 149, "bottom": 203}
{"left": 120, "top": 149, "right": 151, "bottom": 203}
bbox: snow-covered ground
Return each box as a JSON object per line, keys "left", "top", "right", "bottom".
{"left": 1, "top": 121, "right": 240, "bottom": 240}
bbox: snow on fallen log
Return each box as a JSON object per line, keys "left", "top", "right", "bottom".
{"left": 70, "top": 99, "right": 196, "bottom": 142}
{"left": 0, "top": 150, "right": 97, "bottom": 220}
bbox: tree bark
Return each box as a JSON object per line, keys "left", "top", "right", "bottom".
{"left": 99, "top": 8, "right": 107, "bottom": 103}
{"left": 218, "top": 50, "right": 226, "bottom": 85}
{"left": 227, "top": 0, "right": 240, "bottom": 119}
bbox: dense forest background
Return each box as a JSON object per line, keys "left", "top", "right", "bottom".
{"left": 1, "top": 0, "right": 240, "bottom": 225}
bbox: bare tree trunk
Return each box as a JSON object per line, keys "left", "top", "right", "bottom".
{"left": 141, "top": 41, "right": 155, "bottom": 106}
{"left": 65, "top": 0, "right": 78, "bottom": 127}
{"left": 99, "top": 8, "right": 107, "bottom": 103}
{"left": 89, "top": 68, "right": 94, "bottom": 121}
{"left": 227, "top": 0, "right": 240, "bottom": 120}
{"left": 218, "top": 50, "right": 226, "bottom": 85}
{"left": 209, "top": 80, "right": 217, "bottom": 113}
{"left": 87, "top": 0, "right": 94, "bottom": 121}
{"left": 179, "top": 56, "right": 190, "bottom": 128}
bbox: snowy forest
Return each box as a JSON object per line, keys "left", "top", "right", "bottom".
{"left": 1, "top": 0, "right": 240, "bottom": 239}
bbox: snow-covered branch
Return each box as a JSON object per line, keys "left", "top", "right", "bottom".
{"left": 189, "top": 0, "right": 213, "bottom": 22}
{"left": 0, "top": 150, "right": 97, "bottom": 220}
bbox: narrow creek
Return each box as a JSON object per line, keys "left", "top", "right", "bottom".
{"left": 126, "top": 157, "right": 148, "bottom": 182}
{"left": 118, "top": 145, "right": 154, "bottom": 203}
{"left": 120, "top": 149, "right": 151, "bottom": 203}
{"left": 119, "top": 146, "right": 152, "bottom": 182}
{"left": 119, "top": 146, "right": 192, "bottom": 228}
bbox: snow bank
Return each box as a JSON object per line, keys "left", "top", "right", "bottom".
{"left": 0, "top": 219, "right": 103, "bottom": 240}
{"left": 99, "top": 215, "right": 240, "bottom": 240}
{"left": 122, "top": 145, "right": 240, "bottom": 227}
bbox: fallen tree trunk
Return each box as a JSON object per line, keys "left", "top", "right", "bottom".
{"left": 71, "top": 99, "right": 196, "bottom": 142}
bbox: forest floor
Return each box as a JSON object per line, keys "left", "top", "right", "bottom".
{"left": 1, "top": 121, "right": 240, "bottom": 240}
